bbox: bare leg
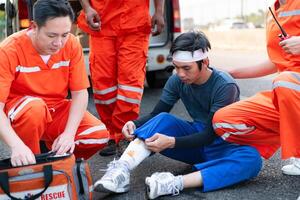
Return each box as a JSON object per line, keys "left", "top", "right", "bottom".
{"left": 182, "top": 171, "right": 203, "bottom": 188}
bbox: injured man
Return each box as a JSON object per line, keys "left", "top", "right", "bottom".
{"left": 93, "top": 31, "right": 262, "bottom": 199}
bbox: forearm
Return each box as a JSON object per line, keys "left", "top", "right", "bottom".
{"left": 154, "top": 0, "right": 164, "bottom": 14}
{"left": 229, "top": 59, "right": 277, "bottom": 79}
{"left": 174, "top": 112, "right": 217, "bottom": 149}
{"left": 79, "top": 0, "right": 92, "bottom": 12}
{"left": 174, "top": 125, "right": 217, "bottom": 148}
{"left": 0, "top": 106, "right": 24, "bottom": 149}
{"left": 64, "top": 90, "right": 88, "bottom": 135}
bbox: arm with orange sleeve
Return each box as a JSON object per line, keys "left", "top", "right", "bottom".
{"left": 51, "top": 35, "right": 90, "bottom": 155}
{"left": 218, "top": 59, "right": 277, "bottom": 79}
{"left": 51, "top": 89, "right": 88, "bottom": 155}
{"left": 0, "top": 48, "right": 36, "bottom": 167}
{"left": 0, "top": 104, "right": 36, "bottom": 166}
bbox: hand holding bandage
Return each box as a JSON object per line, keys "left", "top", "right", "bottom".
{"left": 122, "top": 121, "right": 136, "bottom": 141}
{"left": 145, "top": 133, "right": 175, "bottom": 153}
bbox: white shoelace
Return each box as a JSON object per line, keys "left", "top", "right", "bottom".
{"left": 159, "top": 178, "right": 180, "bottom": 196}
{"left": 101, "top": 159, "right": 128, "bottom": 183}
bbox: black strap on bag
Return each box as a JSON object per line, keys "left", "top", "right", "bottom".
{"left": 76, "top": 158, "right": 85, "bottom": 195}
{"left": 0, "top": 165, "right": 53, "bottom": 200}
{"left": 0, "top": 152, "right": 70, "bottom": 170}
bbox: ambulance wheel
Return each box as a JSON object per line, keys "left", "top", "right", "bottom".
{"left": 146, "top": 70, "right": 172, "bottom": 88}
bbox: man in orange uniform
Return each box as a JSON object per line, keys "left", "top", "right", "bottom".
{"left": 213, "top": 0, "right": 300, "bottom": 175}
{"left": 0, "top": 0, "right": 109, "bottom": 167}
{"left": 77, "top": 0, "right": 165, "bottom": 156}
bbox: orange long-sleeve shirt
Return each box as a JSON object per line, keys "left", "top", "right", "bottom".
{"left": 0, "top": 30, "right": 89, "bottom": 108}
{"left": 266, "top": 0, "right": 300, "bottom": 72}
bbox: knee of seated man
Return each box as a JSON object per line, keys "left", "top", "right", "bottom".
{"left": 239, "top": 146, "right": 262, "bottom": 176}
{"left": 212, "top": 109, "right": 226, "bottom": 135}
{"left": 155, "top": 112, "right": 176, "bottom": 121}
{"left": 273, "top": 71, "right": 296, "bottom": 84}
{"left": 21, "top": 99, "right": 49, "bottom": 124}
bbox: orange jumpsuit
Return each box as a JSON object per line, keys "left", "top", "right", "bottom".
{"left": 213, "top": 0, "right": 300, "bottom": 159}
{"left": 77, "top": 0, "right": 150, "bottom": 143}
{"left": 0, "top": 30, "right": 110, "bottom": 160}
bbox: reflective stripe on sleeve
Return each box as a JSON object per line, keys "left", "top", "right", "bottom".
{"left": 272, "top": 81, "right": 300, "bottom": 92}
{"left": 279, "top": 9, "right": 300, "bottom": 17}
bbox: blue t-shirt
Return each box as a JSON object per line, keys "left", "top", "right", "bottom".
{"left": 160, "top": 68, "right": 240, "bottom": 124}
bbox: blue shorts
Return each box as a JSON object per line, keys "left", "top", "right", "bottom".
{"left": 135, "top": 113, "right": 262, "bottom": 192}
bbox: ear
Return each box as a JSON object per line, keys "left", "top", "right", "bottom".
{"left": 30, "top": 21, "right": 38, "bottom": 32}
{"left": 28, "top": 21, "right": 35, "bottom": 29}
{"left": 202, "top": 58, "right": 209, "bottom": 66}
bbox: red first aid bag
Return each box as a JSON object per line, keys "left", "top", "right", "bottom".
{"left": 0, "top": 152, "right": 93, "bottom": 200}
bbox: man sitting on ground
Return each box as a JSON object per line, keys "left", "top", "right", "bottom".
{"left": 94, "top": 31, "right": 262, "bottom": 199}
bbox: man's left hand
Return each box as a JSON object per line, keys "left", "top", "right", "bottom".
{"left": 52, "top": 132, "right": 75, "bottom": 155}
{"left": 279, "top": 36, "right": 300, "bottom": 55}
{"left": 145, "top": 133, "right": 175, "bottom": 153}
{"left": 151, "top": 12, "right": 165, "bottom": 36}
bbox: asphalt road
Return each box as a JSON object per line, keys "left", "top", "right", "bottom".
{"left": 1, "top": 49, "right": 300, "bottom": 200}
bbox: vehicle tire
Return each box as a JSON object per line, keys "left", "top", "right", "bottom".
{"left": 146, "top": 69, "right": 173, "bottom": 88}
{"left": 5, "top": 0, "right": 16, "bottom": 36}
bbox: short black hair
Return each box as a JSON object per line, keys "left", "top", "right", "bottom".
{"left": 170, "top": 31, "right": 211, "bottom": 70}
{"left": 33, "top": 0, "right": 75, "bottom": 27}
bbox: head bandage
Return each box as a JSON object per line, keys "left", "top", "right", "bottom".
{"left": 172, "top": 49, "right": 208, "bottom": 62}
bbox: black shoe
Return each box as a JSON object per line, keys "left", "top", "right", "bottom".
{"left": 99, "top": 140, "right": 117, "bottom": 156}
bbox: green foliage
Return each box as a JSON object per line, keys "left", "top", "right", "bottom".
{"left": 0, "top": 11, "right": 5, "bottom": 41}
{"left": 0, "top": 11, "right": 4, "bottom": 19}
{"left": 245, "top": 9, "right": 266, "bottom": 27}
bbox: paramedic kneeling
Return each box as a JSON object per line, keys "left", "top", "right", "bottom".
{"left": 0, "top": 0, "right": 109, "bottom": 167}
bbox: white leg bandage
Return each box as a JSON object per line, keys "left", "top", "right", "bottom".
{"left": 119, "top": 138, "right": 151, "bottom": 170}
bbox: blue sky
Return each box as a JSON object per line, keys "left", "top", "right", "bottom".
{"left": 180, "top": 0, "right": 275, "bottom": 25}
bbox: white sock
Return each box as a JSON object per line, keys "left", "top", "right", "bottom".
{"left": 175, "top": 175, "right": 184, "bottom": 191}
{"left": 119, "top": 138, "right": 151, "bottom": 170}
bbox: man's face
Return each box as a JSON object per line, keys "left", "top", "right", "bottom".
{"left": 173, "top": 60, "right": 202, "bottom": 84}
{"left": 31, "top": 16, "right": 72, "bottom": 55}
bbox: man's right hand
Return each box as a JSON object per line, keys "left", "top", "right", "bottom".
{"left": 85, "top": 7, "right": 101, "bottom": 31}
{"left": 122, "top": 121, "right": 136, "bottom": 141}
{"left": 10, "top": 143, "right": 36, "bottom": 167}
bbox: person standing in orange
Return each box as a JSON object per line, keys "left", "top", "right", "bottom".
{"left": 212, "top": 0, "right": 300, "bottom": 175}
{"left": 77, "top": 0, "right": 165, "bottom": 156}
{"left": 0, "top": 0, "right": 110, "bottom": 167}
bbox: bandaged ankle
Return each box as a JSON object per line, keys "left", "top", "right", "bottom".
{"left": 119, "top": 138, "right": 151, "bottom": 170}
{"left": 175, "top": 175, "right": 184, "bottom": 191}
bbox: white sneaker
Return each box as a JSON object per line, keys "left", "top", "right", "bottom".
{"left": 282, "top": 158, "right": 300, "bottom": 175}
{"left": 93, "top": 160, "right": 130, "bottom": 193}
{"left": 145, "top": 172, "right": 182, "bottom": 199}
